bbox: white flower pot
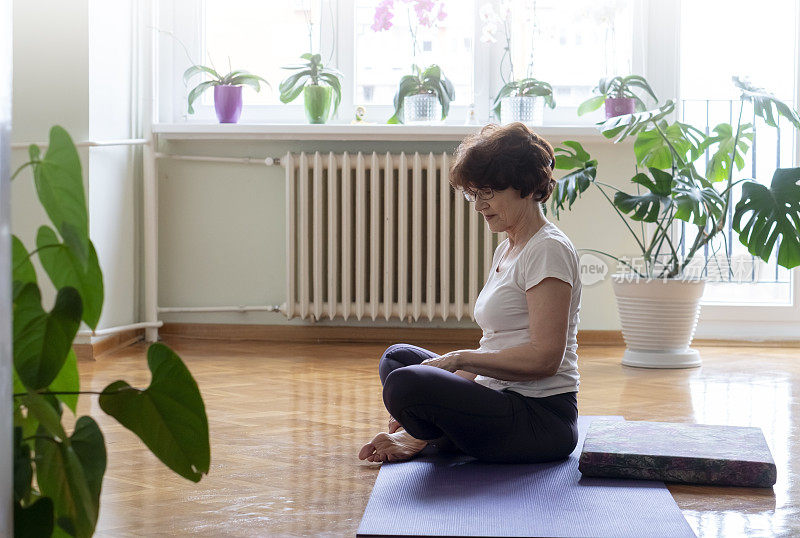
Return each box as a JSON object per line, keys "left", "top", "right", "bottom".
{"left": 403, "top": 93, "right": 442, "bottom": 124}
{"left": 500, "top": 95, "right": 544, "bottom": 125}
{"left": 611, "top": 274, "right": 706, "bottom": 369}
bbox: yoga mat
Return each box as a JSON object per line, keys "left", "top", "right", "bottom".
{"left": 357, "top": 416, "right": 696, "bottom": 538}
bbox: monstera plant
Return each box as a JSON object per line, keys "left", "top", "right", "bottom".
{"left": 11, "top": 126, "right": 210, "bottom": 537}
{"left": 549, "top": 78, "right": 800, "bottom": 368}
{"left": 552, "top": 78, "right": 800, "bottom": 278}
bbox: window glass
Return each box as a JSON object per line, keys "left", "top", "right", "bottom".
{"left": 503, "top": 0, "right": 634, "bottom": 107}
{"left": 202, "top": 0, "right": 324, "bottom": 106}
{"left": 354, "top": 0, "right": 474, "bottom": 106}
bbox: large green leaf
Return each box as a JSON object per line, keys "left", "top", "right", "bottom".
{"left": 14, "top": 497, "right": 54, "bottom": 538}
{"left": 32, "top": 126, "right": 89, "bottom": 267}
{"left": 614, "top": 168, "right": 675, "bottom": 222}
{"left": 733, "top": 76, "right": 800, "bottom": 130}
{"left": 672, "top": 168, "right": 725, "bottom": 227}
{"left": 99, "top": 343, "right": 210, "bottom": 482}
{"left": 698, "top": 122, "right": 754, "bottom": 182}
{"left": 37, "top": 225, "right": 104, "bottom": 330}
{"left": 319, "top": 72, "right": 342, "bottom": 116}
{"left": 279, "top": 70, "right": 311, "bottom": 103}
{"left": 49, "top": 349, "right": 80, "bottom": 414}
{"left": 599, "top": 100, "right": 676, "bottom": 142}
{"left": 12, "top": 235, "right": 37, "bottom": 301}
{"left": 226, "top": 74, "right": 269, "bottom": 92}
{"left": 14, "top": 284, "right": 83, "bottom": 390}
{"left": 551, "top": 141, "right": 597, "bottom": 218}
{"left": 633, "top": 121, "right": 705, "bottom": 170}
{"left": 732, "top": 167, "right": 800, "bottom": 268}
{"left": 36, "top": 418, "right": 106, "bottom": 538}
{"left": 22, "top": 393, "right": 66, "bottom": 440}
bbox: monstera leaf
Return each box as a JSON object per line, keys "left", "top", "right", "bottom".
{"left": 733, "top": 167, "right": 800, "bottom": 268}
{"left": 99, "top": 343, "right": 210, "bottom": 482}
{"left": 734, "top": 76, "right": 800, "bottom": 130}
{"left": 672, "top": 168, "right": 725, "bottom": 227}
{"left": 599, "top": 100, "right": 676, "bottom": 143}
{"left": 634, "top": 121, "right": 705, "bottom": 169}
{"left": 614, "top": 167, "right": 674, "bottom": 222}
{"left": 698, "top": 122, "right": 754, "bottom": 182}
{"left": 551, "top": 141, "right": 597, "bottom": 218}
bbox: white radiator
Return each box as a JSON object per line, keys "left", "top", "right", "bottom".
{"left": 284, "top": 151, "right": 505, "bottom": 322}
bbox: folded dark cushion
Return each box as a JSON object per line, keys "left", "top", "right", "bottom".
{"left": 578, "top": 420, "right": 777, "bottom": 488}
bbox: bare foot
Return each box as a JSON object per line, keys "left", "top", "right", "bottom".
{"left": 358, "top": 430, "right": 428, "bottom": 463}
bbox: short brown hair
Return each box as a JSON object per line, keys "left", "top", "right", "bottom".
{"left": 450, "top": 122, "right": 556, "bottom": 202}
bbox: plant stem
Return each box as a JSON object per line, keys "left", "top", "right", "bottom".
{"left": 504, "top": 16, "right": 514, "bottom": 82}
{"left": 13, "top": 243, "right": 65, "bottom": 273}
{"left": 10, "top": 161, "right": 36, "bottom": 181}
{"left": 592, "top": 182, "right": 647, "bottom": 253}
{"left": 716, "top": 100, "right": 746, "bottom": 234}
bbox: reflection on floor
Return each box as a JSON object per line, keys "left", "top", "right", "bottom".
{"left": 73, "top": 337, "right": 798, "bottom": 537}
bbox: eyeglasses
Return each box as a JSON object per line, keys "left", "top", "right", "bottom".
{"left": 463, "top": 187, "right": 494, "bottom": 203}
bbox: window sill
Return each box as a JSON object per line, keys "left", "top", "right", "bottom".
{"left": 152, "top": 123, "right": 603, "bottom": 142}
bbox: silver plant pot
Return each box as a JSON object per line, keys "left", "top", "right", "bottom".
{"left": 404, "top": 93, "right": 442, "bottom": 124}
{"left": 500, "top": 95, "right": 543, "bottom": 125}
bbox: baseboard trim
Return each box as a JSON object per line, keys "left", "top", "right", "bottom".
{"left": 73, "top": 329, "right": 144, "bottom": 361}
{"left": 158, "top": 323, "right": 800, "bottom": 348}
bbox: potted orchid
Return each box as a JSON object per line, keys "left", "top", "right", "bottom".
{"left": 372, "top": 0, "right": 455, "bottom": 124}
{"left": 184, "top": 62, "right": 269, "bottom": 124}
{"left": 480, "top": 1, "right": 555, "bottom": 124}
{"left": 279, "top": 8, "right": 343, "bottom": 124}
{"left": 578, "top": 75, "right": 658, "bottom": 119}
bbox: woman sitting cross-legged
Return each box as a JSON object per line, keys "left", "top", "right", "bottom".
{"left": 358, "top": 122, "right": 582, "bottom": 464}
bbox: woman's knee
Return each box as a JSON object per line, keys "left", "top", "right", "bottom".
{"left": 382, "top": 365, "right": 436, "bottom": 408}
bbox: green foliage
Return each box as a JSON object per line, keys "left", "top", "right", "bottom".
{"left": 578, "top": 75, "right": 658, "bottom": 116}
{"left": 183, "top": 64, "right": 270, "bottom": 114}
{"left": 11, "top": 126, "right": 210, "bottom": 537}
{"left": 388, "top": 64, "right": 456, "bottom": 124}
{"left": 491, "top": 78, "right": 555, "bottom": 120}
{"left": 550, "top": 141, "right": 597, "bottom": 219}
{"left": 279, "top": 53, "right": 343, "bottom": 118}
{"left": 733, "top": 167, "right": 800, "bottom": 268}
{"left": 553, "top": 80, "right": 800, "bottom": 278}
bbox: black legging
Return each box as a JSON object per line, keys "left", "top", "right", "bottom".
{"left": 380, "top": 343, "right": 579, "bottom": 463}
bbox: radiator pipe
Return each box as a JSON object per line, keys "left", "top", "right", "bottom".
{"left": 155, "top": 152, "right": 281, "bottom": 166}
{"left": 158, "top": 304, "right": 284, "bottom": 313}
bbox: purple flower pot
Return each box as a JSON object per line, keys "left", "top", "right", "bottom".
{"left": 214, "top": 85, "right": 243, "bottom": 123}
{"left": 605, "top": 97, "right": 636, "bottom": 119}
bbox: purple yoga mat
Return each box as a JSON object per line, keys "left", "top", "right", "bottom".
{"left": 357, "top": 416, "right": 696, "bottom": 538}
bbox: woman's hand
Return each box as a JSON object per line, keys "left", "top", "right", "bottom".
{"left": 420, "top": 351, "right": 463, "bottom": 372}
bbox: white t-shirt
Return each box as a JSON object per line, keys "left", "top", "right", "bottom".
{"left": 472, "top": 221, "right": 581, "bottom": 398}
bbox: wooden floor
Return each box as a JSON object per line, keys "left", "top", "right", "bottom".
{"left": 73, "top": 336, "right": 799, "bottom": 537}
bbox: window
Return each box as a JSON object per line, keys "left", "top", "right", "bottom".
{"left": 167, "top": 0, "right": 637, "bottom": 124}
{"left": 679, "top": 0, "right": 798, "bottom": 307}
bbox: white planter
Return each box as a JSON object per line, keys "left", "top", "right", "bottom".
{"left": 611, "top": 274, "right": 706, "bottom": 369}
{"left": 500, "top": 96, "right": 544, "bottom": 125}
{"left": 403, "top": 93, "right": 442, "bottom": 124}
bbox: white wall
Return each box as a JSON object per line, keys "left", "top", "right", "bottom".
{"left": 12, "top": 0, "right": 138, "bottom": 335}
{"left": 156, "top": 135, "right": 637, "bottom": 331}
{"left": 89, "top": 0, "right": 138, "bottom": 331}
{"left": 11, "top": 0, "right": 89, "bottom": 311}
